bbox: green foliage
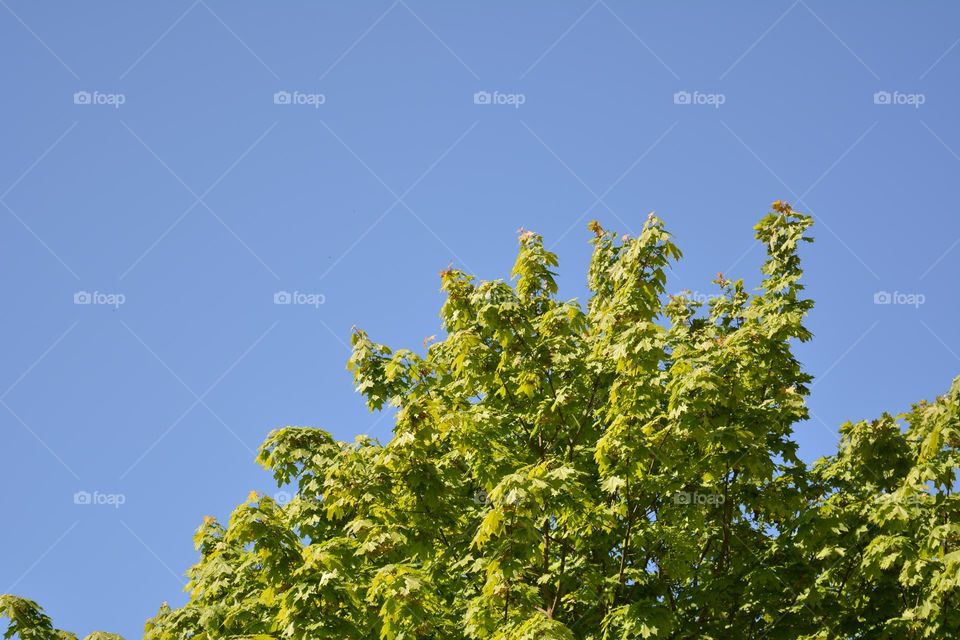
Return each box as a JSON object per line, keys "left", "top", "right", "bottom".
{"left": 0, "top": 595, "right": 119, "bottom": 640}
{"left": 4, "top": 202, "right": 958, "bottom": 639}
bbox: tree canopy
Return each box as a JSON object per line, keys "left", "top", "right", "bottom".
{"left": 4, "top": 202, "right": 959, "bottom": 639}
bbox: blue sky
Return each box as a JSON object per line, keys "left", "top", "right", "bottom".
{"left": 1, "top": 1, "right": 959, "bottom": 637}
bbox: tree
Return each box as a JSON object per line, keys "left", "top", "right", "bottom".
{"left": 4, "top": 201, "right": 959, "bottom": 639}
{"left": 0, "top": 595, "right": 122, "bottom": 640}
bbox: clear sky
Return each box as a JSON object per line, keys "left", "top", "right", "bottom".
{"left": 1, "top": 2, "right": 959, "bottom": 637}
